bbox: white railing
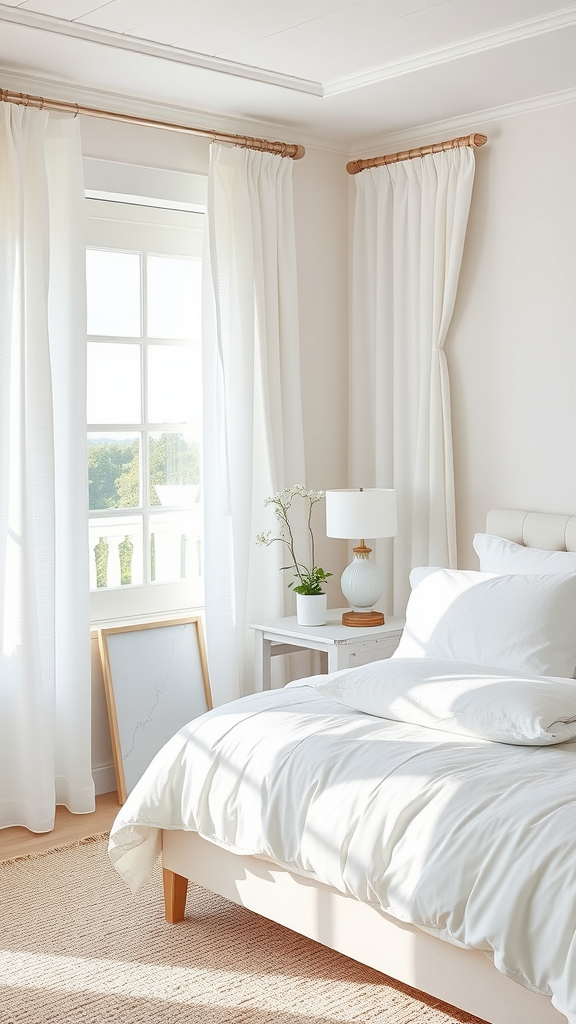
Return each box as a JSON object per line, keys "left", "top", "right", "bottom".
{"left": 89, "top": 508, "right": 203, "bottom": 590}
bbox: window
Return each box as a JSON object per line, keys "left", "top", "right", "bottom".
{"left": 86, "top": 197, "right": 204, "bottom": 623}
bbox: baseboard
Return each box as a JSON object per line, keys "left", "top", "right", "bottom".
{"left": 92, "top": 764, "right": 116, "bottom": 796}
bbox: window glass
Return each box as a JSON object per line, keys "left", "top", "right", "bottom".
{"left": 147, "top": 255, "right": 201, "bottom": 340}
{"left": 149, "top": 431, "right": 200, "bottom": 508}
{"left": 88, "top": 432, "right": 140, "bottom": 511}
{"left": 86, "top": 250, "right": 141, "bottom": 337}
{"left": 147, "top": 346, "right": 201, "bottom": 426}
{"left": 87, "top": 343, "right": 141, "bottom": 424}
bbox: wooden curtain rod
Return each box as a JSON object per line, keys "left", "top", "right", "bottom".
{"left": 346, "top": 132, "right": 487, "bottom": 175}
{"left": 0, "top": 88, "right": 306, "bottom": 160}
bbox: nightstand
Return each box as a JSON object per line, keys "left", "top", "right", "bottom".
{"left": 250, "top": 610, "right": 405, "bottom": 691}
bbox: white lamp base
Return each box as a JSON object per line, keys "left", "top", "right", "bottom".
{"left": 340, "top": 546, "right": 384, "bottom": 627}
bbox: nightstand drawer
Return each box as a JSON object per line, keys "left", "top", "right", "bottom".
{"left": 345, "top": 633, "right": 401, "bottom": 667}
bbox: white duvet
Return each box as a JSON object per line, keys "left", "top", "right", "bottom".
{"left": 109, "top": 674, "right": 576, "bottom": 1022}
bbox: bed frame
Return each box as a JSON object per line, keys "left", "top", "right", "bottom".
{"left": 162, "top": 509, "right": 576, "bottom": 1024}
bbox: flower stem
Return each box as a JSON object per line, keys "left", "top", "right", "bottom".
{"left": 307, "top": 498, "right": 315, "bottom": 570}
{"left": 276, "top": 501, "right": 305, "bottom": 587}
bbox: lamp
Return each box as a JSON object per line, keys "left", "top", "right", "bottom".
{"left": 325, "top": 488, "right": 397, "bottom": 627}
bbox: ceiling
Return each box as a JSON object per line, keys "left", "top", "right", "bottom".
{"left": 1, "top": 0, "right": 576, "bottom": 150}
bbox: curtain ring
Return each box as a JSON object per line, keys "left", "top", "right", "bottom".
{"left": 39, "top": 96, "right": 45, "bottom": 110}
{"left": 21, "top": 92, "right": 29, "bottom": 107}
{"left": 74, "top": 103, "right": 80, "bottom": 118}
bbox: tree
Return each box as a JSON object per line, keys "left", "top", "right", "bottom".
{"left": 88, "top": 439, "right": 138, "bottom": 510}
{"left": 149, "top": 433, "right": 200, "bottom": 505}
{"left": 88, "top": 433, "right": 200, "bottom": 511}
{"left": 115, "top": 447, "right": 140, "bottom": 508}
{"left": 94, "top": 537, "right": 109, "bottom": 588}
{"left": 118, "top": 535, "right": 134, "bottom": 585}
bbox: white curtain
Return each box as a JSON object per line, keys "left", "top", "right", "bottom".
{"left": 203, "top": 144, "right": 305, "bottom": 705}
{"left": 350, "top": 147, "right": 475, "bottom": 614}
{"left": 0, "top": 107, "right": 94, "bottom": 832}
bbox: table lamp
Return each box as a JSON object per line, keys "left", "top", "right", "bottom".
{"left": 325, "top": 488, "right": 397, "bottom": 626}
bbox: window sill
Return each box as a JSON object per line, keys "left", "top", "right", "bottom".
{"left": 90, "top": 605, "right": 205, "bottom": 637}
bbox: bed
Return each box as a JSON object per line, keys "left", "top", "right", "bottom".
{"left": 109, "top": 509, "right": 576, "bottom": 1024}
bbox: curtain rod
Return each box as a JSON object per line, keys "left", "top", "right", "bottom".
{"left": 346, "top": 132, "right": 487, "bottom": 175}
{"left": 0, "top": 88, "right": 306, "bottom": 160}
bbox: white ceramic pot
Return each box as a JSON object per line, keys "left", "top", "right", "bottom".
{"left": 296, "top": 593, "right": 327, "bottom": 626}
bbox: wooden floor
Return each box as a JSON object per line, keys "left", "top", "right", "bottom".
{"left": 0, "top": 791, "right": 120, "bottom": 861}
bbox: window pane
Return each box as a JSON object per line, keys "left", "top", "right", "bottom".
{"left": 148, "top": 432, "right": 200, "bottom": 507}
{"left": 147, "top": 255, "right": 201, "bottom": 340}
{"left": 147, "top": 345, "right": 201, "bottom": 426}
{"left": 88, "top": 343, "right": 141, "bottom": 424}
{"left": 88, "top": 433, "right": 140, "bottom": 511}
{"left": 149, "top": 511, "right": 203, "bottom": 584}
{"left": 87, "top": 250, "right": 141, "bottom": 337}
{"left": 89, "top": 516, "right": 143, "bottom": 590}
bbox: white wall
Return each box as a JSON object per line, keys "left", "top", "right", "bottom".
{"left": 80, "top": 118, "right": 351, "bottom": 790}
{"left": 447, "top": 100, "right": 576, "bottom": 567}
{"left": 79, "top": 114, "right": 210, "bottom": 174}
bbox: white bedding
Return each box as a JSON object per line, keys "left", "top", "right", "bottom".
{"left": 109, "top": 671, "right": 576, "bottom": 1023}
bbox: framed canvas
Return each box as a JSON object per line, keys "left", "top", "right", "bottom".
{"left": 98, "top": 616, "right": 212, "bottom": 803}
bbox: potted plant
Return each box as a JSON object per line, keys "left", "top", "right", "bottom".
{"left": 256, "top": 485, "right": 332, "bottom": 625}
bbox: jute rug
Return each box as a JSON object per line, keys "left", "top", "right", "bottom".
{"left": 0, "top": 835, "right": 487, "bottom": 1024}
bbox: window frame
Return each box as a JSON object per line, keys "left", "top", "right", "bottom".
{"left": 85, "top": 191, "right": 205, "bottom": 626}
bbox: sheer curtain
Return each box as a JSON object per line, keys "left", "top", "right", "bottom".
{"left": 203, "top": 144, "right": 305, "bottom": 705}
{"left": 350, "top": 147, "right": 476, "bottom": 614}
{"left": 0, "top": 107, "right": 94, "bottom": 832}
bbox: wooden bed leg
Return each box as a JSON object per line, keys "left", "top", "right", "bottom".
{"left": 163, "top": 867, "right": 188, "bottom": 923}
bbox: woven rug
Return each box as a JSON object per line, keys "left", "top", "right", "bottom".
{"left": 0, "top": 836, "right": 487, "bottom": 1024}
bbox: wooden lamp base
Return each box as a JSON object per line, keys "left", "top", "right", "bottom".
{"left": 342, "top": 610, "right": 385, "bottom": 627}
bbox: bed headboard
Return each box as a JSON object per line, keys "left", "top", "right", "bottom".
{"left": 486, "top": 509, "right": 576, "bottom": 552}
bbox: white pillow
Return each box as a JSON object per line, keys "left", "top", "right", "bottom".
{"left": 312, "top": 657, "right": 576, "bottom": 745}
{"left": 392, "top": 566, "right": 576, "bottom": 678}
{"left": 474, "top": 533, "right": 576, "bottom": 575}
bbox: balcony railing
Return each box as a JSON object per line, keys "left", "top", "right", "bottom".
{"left": 89, "top": 509, "right": 203, "bottom": 590}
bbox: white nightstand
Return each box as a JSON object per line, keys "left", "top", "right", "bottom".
{"left": 250, "top": 610, "right": 405, "bottom": 691}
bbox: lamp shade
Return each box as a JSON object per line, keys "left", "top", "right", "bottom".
{"left": 325, "top": 489, "right": 397, "bottom": 540}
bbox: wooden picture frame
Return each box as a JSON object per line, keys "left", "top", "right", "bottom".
{"left": 98, "top": 616, "right": 212, "bottom": 803}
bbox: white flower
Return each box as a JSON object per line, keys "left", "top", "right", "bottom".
{"left": 256, "top": 485, "right": 331, "bottom": 594}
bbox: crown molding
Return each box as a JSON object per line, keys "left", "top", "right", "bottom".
{"left": 0, "top": 68, "right": 350, "bottom": 156}
{"left": 4, "top": 67, "right": 576, "bottom": 160}
{"left": 324, "top": 5, "right": 576, "bottom": 95}
{"left": 0, "top": 5, "right": 322, "bottom": 97}
{"left": 350, "top": 84, "right": 576, "bottom": 158}
{"left": 2, "top": 2, "right": 576, "bottom": 101}
{"left": 3, "top": 7, "right": 576, "bottom": 159}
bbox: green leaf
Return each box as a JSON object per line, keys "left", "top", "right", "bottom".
{"left": 292, "top": 583, "right": 325, "bottom": 595}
